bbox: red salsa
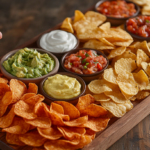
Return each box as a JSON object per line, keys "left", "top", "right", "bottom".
{"left": 97, "top": 0, "right": 136, "bottom": 18}
{"left": 126, "top": 16, "right": 150, "bottom": 37}
{"left": 64, "top": 50, "right": 107, "bottom": 74}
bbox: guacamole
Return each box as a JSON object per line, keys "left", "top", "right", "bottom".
{"left": 3, "top": 48, "right": 55, "bottom": 78}
{"left": 43, "top": 74, "right": 81, "bottom": 99}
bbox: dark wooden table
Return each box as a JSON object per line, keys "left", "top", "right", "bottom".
{"left": 0, "top": 0, "right": 150, "bottom": 150}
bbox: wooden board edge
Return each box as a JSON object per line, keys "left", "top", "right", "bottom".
{"left": 82, "top": 96, "right": 150, "bottom": 150}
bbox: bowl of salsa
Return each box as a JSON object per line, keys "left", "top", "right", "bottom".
{"left": 61, "top": 48, "right": 109, "bottom": 83}
{"left": 125, "top": 15, "right": 150, "bottom": 40}
{"left": 95, "top": 0, "right": 140, "bottom": 26}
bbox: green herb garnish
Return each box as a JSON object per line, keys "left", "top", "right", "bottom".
{"left": 86, "top": 63, "right": 89, "bottom": 66}
{"left": 94, "top": 61, "right": 99, "bottom": 64}
{"left": 84, "top": 66, "right": 87, "bottom": 69}
{"left": 146, "top": 20, "right": 149, "bottom": 23}
{"left": 70, "top": 63, "right": 72, "bottom": 65}
{"left": 85, "top": 53, "right": 89, "bottom": 57}
{"left": 77, "top": 56, "right": 82, "bottom": 58}
{"left": 82, "top": 59, "right": 86, "bottom": 64}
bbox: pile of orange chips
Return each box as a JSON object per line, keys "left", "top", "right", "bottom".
{"left": 0, "top": 76, "right": 110, "bottom": 150}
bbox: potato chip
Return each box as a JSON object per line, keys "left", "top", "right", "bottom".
{"left": 61, "top": 17, "right": 74, "bottom": 33}
{"left": 104, "top": 88, "right": 128, "bottom": 103}
{"left": 24, "top": 94, "right": 44, "bottom": 105}
{"left": 129, "top": 0, "right": 146, "bottom": 6}
{"left": 133, "top": 70, "right": 149, "bottom": 90}
{"left": 80, "top": 117, "right": 110, "bottom": 132}
{"left": 101, "top": 100, "right": 133, "bottom": 117}
{"left": 85, "top": 86, "right": 94, "bottom": 95}
{"left": 73, "top": 10, "right": 85, "bottom": 23}
{"left": 55, "top": 101, "right": 80, "bottom": 120}
{"left": 141, "top": 62, "right": 150, "bottom": 77}
{"left": 0, "top": 77, "right": 8, "bottom": 84}
{"left": 116, "top": 71, "right": 139, "bottom": 96}
{"left": 103, "top": 68, "right": 117, "bottom": 84}
{"left": 99, "top": 37, "right": 114, "bottom": 46}
{"left": 83, "top": 39, "right": 115, "bottom": 50}
{"left": 76, "top": 94, "right": 95, "bottom": 112}
{"left": 115, "top": 58, "right": 137, "bottom": 74}
{"left": 88, "top": 79, "right": 116, "bottom": 94}
{"left": 27, "top": 83, "right": 38, "bottom": 94}
{"left": 50, "top": 102, "right": 70, "bottom": 121}
{"left": 57, "top": 126, "right": 85, "bottom": 140}
{"left": 0, "top": 91, "right": 12, "bottom": 117}
{"left": 10, "top": 79, "right": 27, "bottom": 103}
{"left": 107, "top": 47, "right": 126, "bottom": 59}
{"left": 37, "top": 126, "right": 62, "bottom": 140}
{"left": 0, "top": 106, "right": 15, "bottom": 128}
{"left": 135, "top": 91, "right": 150, "bottom": 100}
{"left": 2, "top": 116, "right": 30, "bottom": 134}
{"left": 137, "top": 49, "right": 150, "bottom": 68}
{"left": 14, "top": 100, "right": 37, "bottom": 119}
{"left": 111, "top": 50, "right": 137, "bottom": 67}
{"left": 93, "top": 93, "right": 110, "bottom": 102}
{"left": 19, "top": 130, "right": 46, "bottom": 147}
{"left": 81, "top": 104, "right": 108, "bottom": 117}
{"left": 6, "top": 133, "right": 25, "bottom": 146}
{"left": 85, "top": 11, "right": 106, "bottom": 26}
{"left": 85, "top": 129, "right": 96, "bottom": 140}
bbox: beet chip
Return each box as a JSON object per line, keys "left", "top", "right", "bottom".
{"left": 14, "top": 100, "right": 37, "bottom": 119}
{"left": 10, "top": 79, "right": 27, "bottom": 103}
{"left": 57, "top": 126, "right": 86, "bottom": 140}
{"left": 0, "top": 106, "right": 15, "bottom": 128}
{"left": 76, "top": 94, "right": 95, "bottom": 113}
{"left": 0, "top": 91, "right": 12, "bottom": 117}
{"left": 6, "top": 133, "right": 25, "bottom": 146}
{"left": 0, "top": 77, "right": 8, "bottom": 84}
{"left": 55, "top": 101, "right": 80, "bottom": 120}
{"left": 2, "top": 116, "right": 30, "bottom": 134}
{"left": 19, "top": 130, "right": 47, "bottom": 147}
{"left": 27, "top": 83, "right": 38, "bottom": 94}
{"left": 80, "top": 117, "right": 110, "bottom": 132}
{"left": 81, "top": 104, "right": 108, "bottom": 117}
{"left": 50, "top": 103, "right": 70, "bottom": 121}
{"left": 37, "top": 126, "right": 62, "bottom": 140}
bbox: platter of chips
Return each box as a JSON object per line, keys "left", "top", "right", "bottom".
{"left": 1, "top": 3, "right": 150, "bottom": 150}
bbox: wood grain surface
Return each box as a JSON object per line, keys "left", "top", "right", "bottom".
{"left": 0, "top": 0, "right": 150, "bottom": 150}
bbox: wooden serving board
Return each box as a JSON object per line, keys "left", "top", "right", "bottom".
{"left": 1, "top": 7, "right": 150, "bottom": 150}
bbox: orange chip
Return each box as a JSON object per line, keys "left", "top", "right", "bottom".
{"left": 14, "top": 100, "right": 37, "bottom": 119}
{"left": 0, "top": 83, "right": 10, "bottom": 96}
{"left": 10, "top": 79, "right": 27, "bottom": 103}
{"left": 37, "top": 126, "right": 63, "bottom": 140}
{"left": 0, "top": 106, "right": 15, "bottom": 128}
{"left": 58, "top": 126, "right": 86, "bottom": 140}
{"left": 0, "top": 77, "right": 8, "bottom": 84}
{"left": 2, "top": 116, "right": 30, "bottom": 134}
{"left": 85, "top": 129, "right": 96, "bottom": 140}
{"left": 50, "top": 102, "right": 70, "bottom": 121}
{"left": 32, "top": 148, "right": 45, "bottom": 150}
{"left": 20, "top": 93, "right": 36, "bottom": 101}
{"left": 6, "top": 133, "right": 25, "bottom": 146}
{"left": 81, "top": 104, "right": 108, "bottom": 117}
{"left": 27, "top": 83, "right": 38, "bottom": 94}
{"left": 0, "top": 91, "right": 12, "bottom": 117}
{"left": 24, "top": 94, "right": 45, "bottom": 105}
{"left": 0, "top": 73, "right": 3, "bottom": 77}
{"left": 80, "top": 117, "right": 110, "bottom": 132}
{"left": 19, "top": 130, "right": 47, "bottom": 147}
{"left": 55, "top": 101, "right": 80, "bottom": 120}
{"left": 76, "top": 94, "right": 95, "bottom": 113}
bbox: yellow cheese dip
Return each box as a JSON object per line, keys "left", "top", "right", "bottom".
{"left": 43, "top": 74, "right": 81, "bottom": 99}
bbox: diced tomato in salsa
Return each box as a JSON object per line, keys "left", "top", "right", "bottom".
{"left": 126, "top": 16, "right": 150, "bottom": 37}
{"left": 97, "top": 0, "right": 136, "bottom": 18}
{"left": 64, "top": 50, "right": 107, "bottom": 74}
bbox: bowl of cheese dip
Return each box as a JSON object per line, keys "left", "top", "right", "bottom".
{"left": 37, "top": 30, "right": 79, "bottom": 59}
{"left": 40, "top": 72, "right": 86, "bottom": 104}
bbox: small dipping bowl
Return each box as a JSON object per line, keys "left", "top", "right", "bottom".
{"left": 61, "top": 48, "right": 109, "bottom": 83}
{"left": 40, "top": 72, "right": 86, "bottom": 105}
{"left": 95, "top": 0, "right": 140, "bottom": 26}
{"left": 37, "top": 30, "right": 79, "bottom": 59}
{"left": 124, "top": 15, "right": 150, "bottom": 41}
{"left": 0, "top": 48, "right": 59, "bottom": 85}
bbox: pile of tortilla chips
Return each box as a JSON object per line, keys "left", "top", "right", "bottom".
{"left": 0, "top": 77, "right": 110, "bottom": 150}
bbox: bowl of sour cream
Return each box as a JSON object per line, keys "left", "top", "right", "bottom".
{"left": 37, "top": 30, "right": 79, "bottom": 59}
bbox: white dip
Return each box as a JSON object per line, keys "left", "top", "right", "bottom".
{"left": 40, "top": 30, "right": 77, "bottom": 53}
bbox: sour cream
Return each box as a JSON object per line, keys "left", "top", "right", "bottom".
{"left": 40, "top": 30, "right": 77, "bottom": 53}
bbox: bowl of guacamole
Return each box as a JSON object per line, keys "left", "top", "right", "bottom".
{"left": 0, "top": 48, "right": 59, "bottom": 85}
